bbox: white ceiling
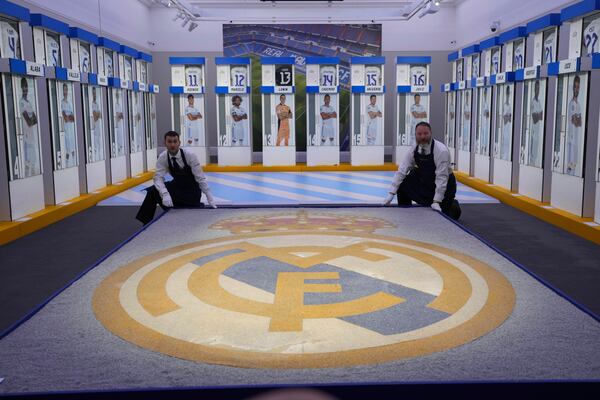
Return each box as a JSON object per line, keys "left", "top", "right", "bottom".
{"left": 139, "top": 0, "right": 459, "bottom": 22}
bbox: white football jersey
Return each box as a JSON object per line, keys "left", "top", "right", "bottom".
{"left": 125, "top": 58, "right": 133, "bottom": 81}
{"left": 230, "top": 66, "right": 247, "bottom": 88}
{"left": 231, "top": 105, "right": 247, "bottom": 127}
{"left": 531, "top": 98, "right": 543, "bottom": 126}
{"left": 1, "top": 21, "right": 19, "bottom": 59}
{"left": 185, "top": 105, "right": 201, "bottom": 126}
{"left": 185, "top": 66, "right": 202, "bottom": 87}
{"left": 584, "top": 18, "right": 600, "bottom": 56}
{"left": 320, "top": 104, "right": 336, "bottom": 128}
{"left": 410, "top": 66, "right": 427, "bottom": 86}
{"left": 80, "top": 46, "right": 90, "bottom": 73}
{"left": 61, "top": 97, "right": 74, "bottom": 119}
{"left": 514, "top": 41, "right": 525, "bottom": 70}
{"left": 46, "top": 35, "right": 60, "bottom": 67}
{"left": 410, "top": 103, "right": 427, "bottom": 129}
{"left": 567, "top": 98, "right": 582, "bottom": 133}
{"left": 105, "top": 53, "right": 114, "bottom": 77}
{"left": 319, "top": 65, "right": 337, "bottom": 87}
{"left": 472, "top": 56, "right": 480, "bottom": 78}
{"left": 140, "top": 64, "right": 147, "bottom": 83}
{"left": 543, "top": 31, "right": 556, "bottom": 64}
{"left": 366, "top": 103, "right": 381, "bottom": 123}
{"left": 491, "top": 49, "right": 501, "bottom": 74}
{"left": 365, "top": 66, "right": 381, "bottom": 87}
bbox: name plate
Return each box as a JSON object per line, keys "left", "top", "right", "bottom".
{"left": 184, "top": 86, "right": 202, "bottom": 93}
{"left": 444, "top": 83, "right": 451, "bottom": 91}
{"left": 229, "top": 86, "right": 247, "bottom": 93}
{"left": 319, "top": 86, "right": 337, "bottom": 93}
{"left": 495, "top": 72, "right": 506, "bottom": 84}
{"left": 476, "top": 77, "right": 486, "bottom": 87}
{"left": 120, "top": 80, "right": 129, "bottom": 89}
{"left": 411, "top": 85, "right": 428, "bottom": 93}
{"left": 275, "top": 86, "right": 293, "bottom": 93}
{"left": 138, "top": 82, "right": 147, "bottom": 91}
{"left": 559, "top": 58, "right": 579, "bottom": 74}
{"left": 524, "top": 66, "right": 539, "bottom": 80}
{"left": 458, "top": 80, "right": 466, "bottom": 89}
{"left": 67, "top": 69, "right": 81, "bottom": 81}
{"left": 97, "top": 75, "right": 108, "bottom": 86}
{"left": 365, "top": 85, "right": 383, "bottom": 93}
{"left": 152, "top": 84, "right": 160, "bottom": 93}
{"left": 25, "top": 61, "right": 44, "bottom": 77}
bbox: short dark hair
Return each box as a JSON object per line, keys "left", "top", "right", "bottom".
{"left": 164, "top": 130, "right": 180, "bottom": 140}
{"left": 370, "top": 94, "right": 377, "bottom": 99}
{"left": 187, "top": 94, "right": 194, "bottom": 100}
{"left": 574, "top": 75, "right": 580, "bottom": 85}
{"left": 324, "top": 94, "right": 330, "bottom": 99}
{"left": 414, "top": 93, "right": 421, "bottom": 98}
{"left": 232, "top": 95, "right": 242, "bottom": 103}
{"left": 280, "top": 94, "right": 286, "bottom": 99}
{"left": 20, "top": 77, "right": 27, "bottom": 88}
{"left": 415, "top": 121, "right": 432, "bottom": 132}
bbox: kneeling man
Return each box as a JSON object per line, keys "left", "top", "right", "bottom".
{"left": 136, "top": 130, "right": 216, "bottom": 224}
{"left": 383, "top": 122, "right": 461, "bottom": 220}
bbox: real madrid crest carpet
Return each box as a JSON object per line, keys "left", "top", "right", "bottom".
{"left": 0, "top": 208, "right": 598, "bottom": 394}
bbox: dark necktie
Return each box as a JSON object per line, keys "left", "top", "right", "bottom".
{"left": 420, "top": 146, "right": 425, "bottom": 155}
{"left": 171, "top": 157, "right": 180, "bottom": 171}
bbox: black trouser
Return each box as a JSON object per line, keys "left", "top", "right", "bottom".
{"left": 396, "top": 172, "right": 461, "bottom": 220}
{"left": 135, "top": 181, "right": 202, "bottom": 224}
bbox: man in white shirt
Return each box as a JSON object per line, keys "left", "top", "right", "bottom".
{"left": 366, "top": 95, "right": 382, "bottom": 145}
{"left": 462, "top": 91, "right": 471, "bottom": 151}
{"left": 114, "top": 89, "right": 125, "bottom": 156}
{"left": 529, "top": 80, "right": 543, "bottom": 167}
{"left": 383, "top": 122, "right": 461, "bottom": 220}
{"left": 91, "top": 87, "right": 103, "bottom": 161}
{"left": 566, "top": 75, "right": 582, "bottom": 175}
{"left": 61, "top": 83, "right": 76, "bottom": 167}
{"left": 19, "top": 77, "right": 40, "bottom": 177}
{"left": 136, "top": 130, "right": 217, "bottom": 224}
{"left": 185, "top": 94, "right": 203, "bottom": 146}
{"left": 480, "top": 88, "right": 490, "bottom": 155}
{"left": 501, "top": 85, "right": 513, "bottom": 160}
{"left": 320, "top": 94, "right": 337, "bottom": 146}
{"left": 409, "top": 94, "right": 427, "bottom": 146}
{"left": 230, "top": 95, "right": 248, "bottom": 146}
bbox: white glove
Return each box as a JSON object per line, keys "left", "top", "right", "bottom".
{"left": 382, "top": 193, "right": 395, "bottom": 206}
{"left": 431, "top": 202, "right": 442, "bottom": 212}
{"left": 161, "top": 193, "right": 174, "bottom": 208}
{"left": 205, "top": 192, "right": 217, "bottom": 209}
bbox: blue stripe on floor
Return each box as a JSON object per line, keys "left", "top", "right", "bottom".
{"left": 97, "top": 171, "right": 498, "bottom": 206}
{"left": 209, "top": 173, "right": 360, "bottom": 202}
{"left": 221, "top": 172, "right": 386, "bottom": 198}
{"left": 209, "top": 181, "right": 300, "bottom": 204}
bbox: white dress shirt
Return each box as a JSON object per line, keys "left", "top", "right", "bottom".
{"left": 154, "top": 147, "right": 215, "bottom": 204}
{"left": 388, "top": 139, "right": 452, "bottom": 203}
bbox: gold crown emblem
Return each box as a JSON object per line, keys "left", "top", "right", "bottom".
{"left": 210, "top": 210, "right": 393, "bottom": 234}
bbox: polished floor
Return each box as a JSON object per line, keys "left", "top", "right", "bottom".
{"left": 98, "top": 171, "right": 499, "bottom": 206}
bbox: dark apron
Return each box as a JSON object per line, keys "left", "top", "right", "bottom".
{"left": 166, "top": 149, "right": 202, "bottom": 207}
{"left": 400, "top": 140, "right": 457, "bottom": 207}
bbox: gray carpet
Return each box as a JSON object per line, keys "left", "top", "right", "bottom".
{"left": 0, "top": 207, "right": 598, "bottom": 395}
{"left": 459, "top": 203, "right": 600, "bottom": 317}
{"left": 0, "top": 206, "right": 146, "bottom": 334}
